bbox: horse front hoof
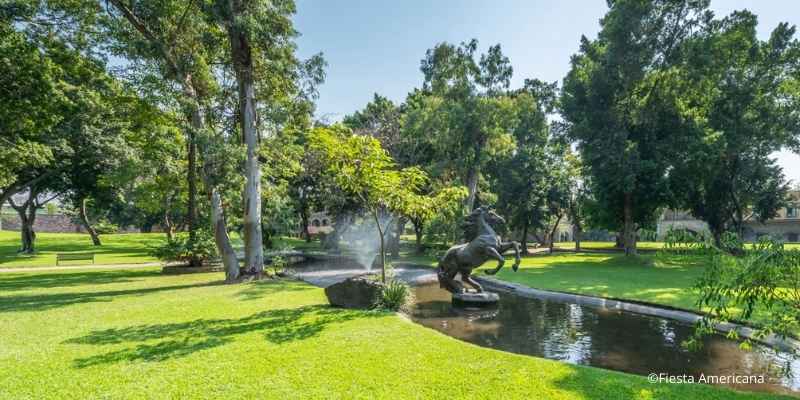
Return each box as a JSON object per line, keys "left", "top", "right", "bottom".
{"left": 512, "top": 264, "right": 520, "bottom": 272}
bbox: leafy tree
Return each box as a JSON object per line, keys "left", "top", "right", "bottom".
{"left": 1, "top": 20, "right": 141, "bottom": 252}
{"left": 490, "top": 81, "right": 557, "bottom": 253}
{"left": 0, "top": 22, "right": 64, "bottom": 208}
{"left": 398, "top": 186, "right": 467, "bottom": 254}
{"left": 97, "top": 0, "right": 242, "bottom": 277}
{"left": 407, "top": 39, "right": 517, "bottom": 211}
{"left": 344, "top": 93, "right": 404, "bottom": 160}
{"left": 345, "top": 94, "right": 408, "bottom": 256}
{"left": 671, "top": 11, "right": 800, "bottom": 245}
{"left": 561, "top": 0, "right": 710, "bottom": 255}
{"left": 309, "top": 126, "right": 426, "bottom": 283}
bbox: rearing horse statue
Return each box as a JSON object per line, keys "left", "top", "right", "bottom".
{"left": 437, "top": 207, "right": 521, "bottom": 294}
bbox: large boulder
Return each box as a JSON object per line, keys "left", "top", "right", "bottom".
{"left": 325, "top": 276, "right": 385, "bottom": 309}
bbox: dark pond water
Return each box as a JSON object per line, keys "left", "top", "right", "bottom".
{"left": 409, "top": 283, "right": 800, "bottom": 396}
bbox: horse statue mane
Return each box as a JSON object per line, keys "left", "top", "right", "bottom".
{"left": 460, "top": 207, "right": 501, "bottom": 242}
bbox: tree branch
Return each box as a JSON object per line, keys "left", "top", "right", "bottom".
{"left": 106, "top": 0, "right": 183, "bottom": 78}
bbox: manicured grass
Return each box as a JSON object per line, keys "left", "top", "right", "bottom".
{"left": 0, "top": 231, "right": 167, "bottom": 268}
{"left": 0, "top": 267, "right": 781, "bottom": 399}
{"left": 480, "top": 252, "right": 704, "bottom": 311}
{"left": 0, "top": 231, "right": 317, "bottom": 269}
{"left": 272, "top": 236, "right": 324, "bottom": 252}
{"left": 553, "top": 241, "right": 666, "bottom": 250}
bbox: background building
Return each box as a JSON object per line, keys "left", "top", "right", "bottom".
{"left": 657, "top": 191, "right": 800, "bottom": 242}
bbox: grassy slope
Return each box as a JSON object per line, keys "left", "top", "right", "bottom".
{"left": 0, "top": 231, "right": 166, "bottom": 268}
{"left": 0, "top": 267, "right": 779, "bottom": 399}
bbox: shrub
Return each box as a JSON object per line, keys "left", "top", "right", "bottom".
{"left": 94, "top": 219, "right": 119, "bottom": 234}
{"left": 377, "top": 279, "right": 413, "bottom": 311}
{"left": 150, "top": 230, "right": 218, "bottom": 264}
{"left": 267, "top": 255, "right": 291, "bottom": 276}
{"left": 686, "top": 235, "right": 800, "bottom": 351}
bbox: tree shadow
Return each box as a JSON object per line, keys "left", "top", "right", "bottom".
{"left": 0, "top": 281, "right": 222, "bottom": 313}
{"left": 66, "top": 305, "right": 383, "bottom": 368}
{"left": 235, "top": 279, "right": 316, "bottom": 301}
{"left": 0, "top": 269, "right": 161, "bottom": 292}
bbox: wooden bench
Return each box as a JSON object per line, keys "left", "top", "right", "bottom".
{"left": 56, "top": 253, "right": 95, "bottom": 266}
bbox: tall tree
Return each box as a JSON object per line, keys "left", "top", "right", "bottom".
{"left": 561, "top": 0, "right": 710, "bottom": 255}
{"left": 672, "top": 11, "right": 800, "bottom": 244}
{"left": 218, "top": 0, "right": 263, "bottom": 273}
{"left": 491, "top": 80, "right": 557, "bottom": 253}
{"left": 101, "top": 0, "right": 240, "bottom": 278}
{"left": 0, "top": 22, "right": 63, "bottom": 208}
{"left": 409, "top": 40, "right": 517, "bottom": 211}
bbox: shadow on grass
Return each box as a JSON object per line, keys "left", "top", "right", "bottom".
{"left": 235, "top": 279, "right": 315, "bottom": 301}
{"left": 66, "top": 305, "right": 383, "bottom": 368}
{"left": 0, "top": 269, "right": 162, "bottom": 292}
{"left": 0, "top": 281, "right": 222, "bottom": 313}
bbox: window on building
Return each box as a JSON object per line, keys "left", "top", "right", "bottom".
{"left": 788, "top": 207, "right": 798, "bottom": 218}
{"left": 312, "top": 219, "right": 320, "bottom": 227}
{"left": 322, "top": 219, "right": 328, "bottom": 226}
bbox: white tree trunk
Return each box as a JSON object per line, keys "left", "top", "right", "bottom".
{"left": 211, "top": 189, "right": 240, "bottom": 282}
{"left": 227, "top": 0, "right": 264, "bottom": 274}
{"left": 241, "top": 79, "right": 263, "bottom": 273}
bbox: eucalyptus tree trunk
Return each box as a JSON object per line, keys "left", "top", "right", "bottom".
{"left": 79, "top": 197, "right": 101, "bottom": 246}
{"left": 211, "top": 189, "right": 240, "bottom": 282}
{"left": 186, "top": 128, "right": 198, "bottom": 243}
{"left": 186, "top": 82, "right": 239, "bottom": 277}
{"left": 226, "top": 0, "right": 264, "bottom": 274}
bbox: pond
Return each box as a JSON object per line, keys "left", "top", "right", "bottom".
{"left": 409, "top": 282, "right": 800, "bottom": 396}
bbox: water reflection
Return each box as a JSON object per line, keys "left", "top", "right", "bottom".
{"left": 409, "top": 283, "right": 800, "bottom": 396}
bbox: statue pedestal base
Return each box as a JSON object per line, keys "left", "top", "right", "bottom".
{"left": 452, "top": 291, "right": 499, "bottom": 308}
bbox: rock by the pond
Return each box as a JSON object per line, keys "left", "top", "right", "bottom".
{"left": 325, "top": 276, "right": 385, "bottom": 309}
{"left": 452, "top": 291, "right": 500, "bottom": 308}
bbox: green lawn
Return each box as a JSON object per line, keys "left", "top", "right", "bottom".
{"left": 0, "top": 231, "right": 167, "bottom": 268}
{"left": 552, "top": 241, "right": 666, "bottom": 250}
{"left": 0, "top": 267, "right": 781, "bottom": 399}
{"left": 0, "top": 231, "right": 318, "bottom": 269}
{"left": 479, "top": 253, "right": 704, "bottom": 311}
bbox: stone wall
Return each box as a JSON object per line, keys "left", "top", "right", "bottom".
{"left": 0, "top": 213, "right": 84, "bottom": 233}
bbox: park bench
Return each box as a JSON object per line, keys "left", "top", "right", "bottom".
{"left": 56, "top": 253, "right": 95, "bottom": 266}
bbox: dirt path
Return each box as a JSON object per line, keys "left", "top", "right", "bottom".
{"left": 0, "top": 262, "right": 162, "bottom": 273}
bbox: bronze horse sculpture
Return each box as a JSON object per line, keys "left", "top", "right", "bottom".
{"left": 436, "top": 207, "right": 521, "bottom": 294}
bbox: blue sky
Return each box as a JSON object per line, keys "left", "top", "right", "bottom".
{"left": 292, "top": 0, "right": 800, "bottom": 183}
